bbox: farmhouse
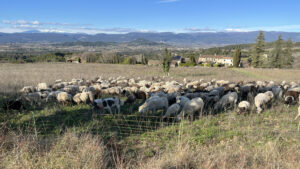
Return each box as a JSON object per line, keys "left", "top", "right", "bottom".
{"left": 198, "top": 55, "right": 233, "bottom": 66}
{"left": 171, "top": 56, "right": 185, "bottom": 67}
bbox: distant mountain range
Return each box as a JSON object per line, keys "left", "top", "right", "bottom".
{"left": 1, "top": 31, "right": 300, "bottom": 47}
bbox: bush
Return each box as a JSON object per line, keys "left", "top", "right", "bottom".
{"left": 122, "top": 57, "right": 136, "bottom": 64}
{"left": 204, "top": 63, "right": 212, "bottom": 67}
{"left": 214, "top": 63, "right": 222, "bottom": 67}
{"left": 179, "top": 62, "right": 196, "bottom": 67}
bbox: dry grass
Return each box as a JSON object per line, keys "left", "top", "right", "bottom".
{"left": 1, "top": 63, "right": 300, "bottom": 168}
{"left": 1, "top": 63, "right": 300, "bottom": 94}
{"left": 0, "top": 131, "right": 108, "bottom": 169}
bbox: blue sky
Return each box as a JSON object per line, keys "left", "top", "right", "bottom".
{"left": 0, "top": 0, "right": 299, "bottom": 34}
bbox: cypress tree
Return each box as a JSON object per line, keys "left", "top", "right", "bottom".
{"left": 252, "top": 31, "right": 265, "bottom": 67}
{"left": 233, "top": 46, "right": 241, "bottom": 67}
{"left": 271, "top": 35, "right": 284, "bottom": 68}
{"left": 162, "top": 48, "right": 171, "bottom": 76}
{"left": 285, "top": 38, "right": 294, "bottom": 68}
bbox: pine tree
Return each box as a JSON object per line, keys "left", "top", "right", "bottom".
{"left": 233, "top": 46, "right": 241, "bottom": 67}
{"left": 284, "top": 38, "right": 294, "bottom": 68}
{"left": 188, "top": 52, "right": 197, "bottom": 66}
{"left": 141, "top": 54, "right": 148, "bottom": 65}
{"left": 271, "top": 35, "right": 284, "bottom": 68}
{"left": 252, "top": 31, "right": 265, "bottom": 67}
{"left": 162, "top": 48, "right": 171, "bottom": 76}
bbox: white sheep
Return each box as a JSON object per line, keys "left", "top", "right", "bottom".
{"left": 138, "top": 96, "right": 168, "bottom": 115}
{"left": 162, "top": 103, "right": 181, "bottom": 119}
{"left": 177, "top": 97, "right": 204, "bottom": 121}
{"left": 254, "top": 91, "right": 274, "bottom": 114}
{"left": 52, "top": 83, "right": 65, "bottom": 90}
{"left": 20, "top": 86, "right": 35, "bottom": 94}
{"left": 57, "top": 92, "right": 72, "bottom": 104}
{"left": 237, "top": 101, "right": 251, "bottom": 114}
{"left": 37, "top": 83, "right": 49, "bottom": 92}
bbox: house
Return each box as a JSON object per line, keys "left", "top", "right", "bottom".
{"left": 147, "top": 60, "right": 162, "bottom": 66}
{"left": 198, "top": 55, "right": 233, "bottom": 66}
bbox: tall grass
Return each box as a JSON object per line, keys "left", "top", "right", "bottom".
{"left": 0, "top": 131, "right": 108, "bottom": 169}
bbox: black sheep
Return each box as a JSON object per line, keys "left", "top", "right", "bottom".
{"left": 2, "top": 100, "right": 25, "bottom": 111}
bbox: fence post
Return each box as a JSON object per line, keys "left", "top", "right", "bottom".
{"left": 32, "top": 111, "right": 38, "bottom": 139}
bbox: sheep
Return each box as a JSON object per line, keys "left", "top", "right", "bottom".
{"left": 2, "top": 99, "right": 25, "bottom": 111}
{"left": 37, "top": 83, "right": 49, "bottom": 92}
{"left": 177, "top": 97, "right": 204, "bottom": 121}
{"left": 46, "top": 91, "right": 62, "bottom": 102}
{"left": 20, "top": 86, "right": 35, "bottom": 94}
{"left": 73, "top": 93, "right": 82, "bottom": 105}
{"left": 92, "top": 97, "right": 124, "bottom": 114}
{"left": 52, "top": 83, "right": 65, "bottom": 90}
{"left": 72, "top": 91, "right": 94, "bottom": 104}
{"left": 239, "top": 85, "right": 257, "bottom": 102}
{"left": 254, "top": 91, "right": 274, "bottom": 114}
{"left": 57, "top": 92, "right": 72, "bottom": 104}
{"left": 284, "top": 90, "right": 300, "bottom": 104}
{"left": 271, "top": 86, "right": 283, "bottom": 100}
{"left": 20, "top": 92, "right": 42, "bottom": 105}
{"left": 124, "top": 91, "right": 136, "bottom": 104}
{"left": 213, "top": 92, "right": 238, "bottom": 113}
{"left": 63, "top": 85, "right": 79, "bottom": 95}
{"left": 162, "top": 103, "right": 181, "bottom": 119}
{"left": 176, "top": 96, "right": 190, "bottom": 108}
{"left": 237, "top": 101, "right": 251, "bottom": 114}
{"left": 138, "top": 96, "right": 168, "bottom": 115}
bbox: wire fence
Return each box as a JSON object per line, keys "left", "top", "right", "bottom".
{"left": 0, "top": 111, "right": 181, "bottom": 141}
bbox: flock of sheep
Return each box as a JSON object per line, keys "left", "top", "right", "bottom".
{"left": 4, "top": 76, "right": 300, "bottom": 121}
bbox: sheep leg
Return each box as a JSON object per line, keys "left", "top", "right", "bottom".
{"left": 108, "top": 107, "right": 113, "bottom": 115}
{"left": 117, "top": 105, "right": 120, "bottom": 114}
{"left": 199, "top": 107, "right": 203, "bottom": 118}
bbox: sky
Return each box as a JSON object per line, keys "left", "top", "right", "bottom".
{"left": 0, "top": 0, "right": 300, "bottom": 34}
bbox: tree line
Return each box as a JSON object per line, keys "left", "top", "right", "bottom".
{"left": 233, "top": 31, "right": 294, "bottom": 68}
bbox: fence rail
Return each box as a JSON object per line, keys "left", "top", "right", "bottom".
{"left": 1, "top": 111, "right": 181, "bottom": 140}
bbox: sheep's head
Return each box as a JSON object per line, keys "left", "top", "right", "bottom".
{"left": 284, "top": 96, "right": 294, "bottom": 104}
{"left": 265, "top": 91, "right": 274, "bottom": 101}
{"left": 138, "top": 104, "right": 147, "bottom": 114}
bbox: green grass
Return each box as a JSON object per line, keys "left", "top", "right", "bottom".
{"left": 1, "top": 98, "right": 300, "bottom": 168}
{"left": 231, "top": 68, "right": 269, "bottom": 80}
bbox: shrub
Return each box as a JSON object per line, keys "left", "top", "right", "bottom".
{"left": 179, "top": 62, "right": 196, "bottom": 67}
{"left": 204, "top": 63, "right": 212, "bottom": 67}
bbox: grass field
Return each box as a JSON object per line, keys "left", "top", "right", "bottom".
{"left": 1, "top": 63, "right": 300, "bottom": 94}
{"left": 0, "top": 63, "right": 300, "bottom": 168}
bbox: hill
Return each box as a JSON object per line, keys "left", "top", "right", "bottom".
{"left": 1, "top": 31, "right": 300, "bottom": 47}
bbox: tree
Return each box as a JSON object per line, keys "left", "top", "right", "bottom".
{"left": 141, "top": 54, "right": 148, "bottom": 65}
{"left": 284, "top": 38, "right": 294, "bottom": 68}
{"left": 252, "top": 31, "right": 265, "bottom": 67}
{"left": 162, "top": 48, "right": 172, "bottom": 76}
{"left": 187, "top": 52, "right": 197, "bottom": 66}
{"left": 270, "top": 35, "right": 284, "bottom": 68}
{"left": 233, "top": 46, "right": 241, "bottom": 67}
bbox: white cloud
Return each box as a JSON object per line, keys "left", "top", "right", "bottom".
{"left": 224, "top": 28, "right": 250, "bottom": 32}
{"left": 39, "top": 29, "right": 66, "bottom": 33}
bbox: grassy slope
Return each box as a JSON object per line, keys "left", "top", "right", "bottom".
{"left": 1, "top": 97, "right": 300, "bottom": 168}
